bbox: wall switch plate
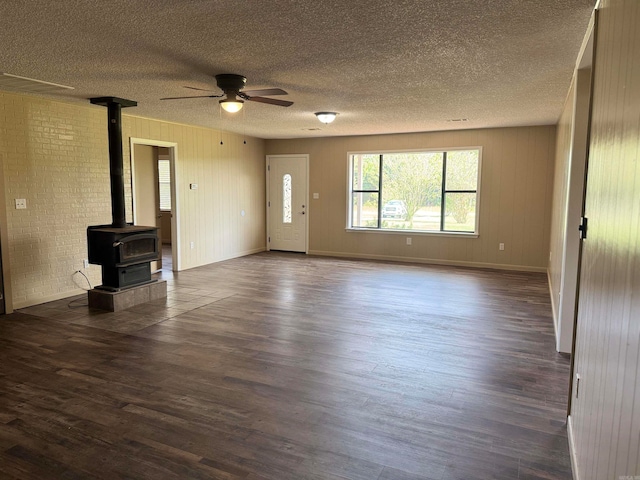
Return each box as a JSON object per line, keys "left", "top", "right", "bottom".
{"left": 190, "top": 183, "right": 198, "bottom": 190}
{"left": 15, "top": 198, "right": 27, "bottom": 209}
{"left": 190, "top": 241, "right": 195, "bottom": 249}
{"left": 406, "top": 237, "right": 412, "bottom": 246}
{"left": 83, "top": 259, "right": 89, "bottom": 269}
{"left": 313, "top": 193, "right": 320, "bottom": 199}
{"left": 499, "top": 243, "right": 505, "bottom": 251}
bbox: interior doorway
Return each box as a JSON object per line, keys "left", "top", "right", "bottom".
{"left": 266, "top": 155, "right": 309, "bottom": 253}
{"left": 557, "top": 31, "right": 595, "bottom": 354}
{"left": 566, "top": 14, "right": 596, "bottom": 415}
{"left": 130, "top": 138, "right": 179, "bottom": 272}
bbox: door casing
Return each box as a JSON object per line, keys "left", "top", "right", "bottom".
{"left": 130, "top": 138, "right": 180, "bottom": 271}
{"left": 266, "top": 154, "right": 309, "bottom": 253}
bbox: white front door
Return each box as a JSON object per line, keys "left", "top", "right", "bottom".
{"left": 267, "top": 155, "right": 308, "bottom": 253}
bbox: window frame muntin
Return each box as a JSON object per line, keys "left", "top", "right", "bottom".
{"left": 346, "top": 146, "right": 482, "bottom": 236}
{"left": 350, "top": 154, "right": 384, "bottom": 228}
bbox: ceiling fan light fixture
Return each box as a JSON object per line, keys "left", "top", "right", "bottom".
{"left": 220, "top": 98, "right": 244, "bottom": 113}
{"left": 315, "top": 112, "right": 337, "bottom": 124}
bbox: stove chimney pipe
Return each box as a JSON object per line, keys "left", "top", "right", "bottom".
{"left": 90, "top": 97, "right": 137, "bottom": 228}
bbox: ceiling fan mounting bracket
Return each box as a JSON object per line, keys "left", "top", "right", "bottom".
{"left": 215, "top": 74, "right": 246, "bottom": 93}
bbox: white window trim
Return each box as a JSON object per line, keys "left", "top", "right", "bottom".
{"left": 346, "top": 146, "right": 483, "bottom": 236}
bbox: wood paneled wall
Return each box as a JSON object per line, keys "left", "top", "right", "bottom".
{"left": 123, "top": 116, "right": 266, "bottom": 271}
{"left": 0, "top": 93, "right": 266, "bottom": 310}
{"left": 569, "top": 0, "right": 640, "bottom": 478}
{"left": 266, "top": 126, "right": 556, "bottom": 271}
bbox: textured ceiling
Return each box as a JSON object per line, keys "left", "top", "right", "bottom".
{"left": 0, "top": 0, "right": 595, "bottom": 139}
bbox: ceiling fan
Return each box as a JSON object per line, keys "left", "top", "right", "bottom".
{"left": 161, "top": 74, "right": 293, "bottom": 112}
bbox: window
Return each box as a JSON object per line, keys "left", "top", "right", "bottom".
{"left": 349, "top": 148, "right": 480, "bottom": 234}
{"left": 283, "top": 173, "right": 292, "bottom": 223}
{"left": 158, "top": 159, "right": 172, "bottom": 211}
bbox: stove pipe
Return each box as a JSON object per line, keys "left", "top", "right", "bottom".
{"left": 90, "top": 97, "right": 137, "bottom": 228}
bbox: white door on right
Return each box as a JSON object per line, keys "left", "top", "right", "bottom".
{"left": 267, "top": 155, "right": 308, "bottom": 253}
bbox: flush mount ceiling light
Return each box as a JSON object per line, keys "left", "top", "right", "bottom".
{"left": 315, "top": 112, "right": 337, "bottom": 124}
{"left": 220, "top": 95, "right": 244, "bottom": 113}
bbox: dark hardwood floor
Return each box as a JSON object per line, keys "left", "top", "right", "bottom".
{"left": 1, "top": 253, "right": 571, "bottom": 479}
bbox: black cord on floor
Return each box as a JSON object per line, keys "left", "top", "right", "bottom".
{"left": 72, "top": 270, "right": 92, "bottom": 290}
{"left": 68, "top": 270, "right": 92, "bottom": 308}
{"left": 67, "top": 297, "right": 89, "bottom": 309}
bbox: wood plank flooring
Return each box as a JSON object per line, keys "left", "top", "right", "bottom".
{"left": 2, "top": 253, "right": 571, "bottom": 479}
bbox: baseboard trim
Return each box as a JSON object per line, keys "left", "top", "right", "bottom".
{"left": 220, "top": 247, "right": 267, "bottom": 262}
{"left": 567, "top": 415, "right": 579, "bottom": 480}
{"left": 13, "top": 288, "right": 89, "bottom": 310}
{"left": 307, "top": 250, "right": 547, "bottom": 273}
{"left": 179, "top": 247, "right": 267, "bottom": 272}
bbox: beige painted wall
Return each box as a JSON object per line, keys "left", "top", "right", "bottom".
{"left": 0, "top": 92, "right": 266, "bottom": 310}
{"left": 160, "top": 212, "right": 172, "bottom": 244}
{"left": 568, "top": 0, "right": 640, "bottom": 478}
{"left": 266, "top": 126, "right": 556, "bottom": 271}
{"left": 132, "top": 143, "right": 160, "bottom": 271}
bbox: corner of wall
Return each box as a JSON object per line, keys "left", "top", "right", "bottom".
{"left": 0, "top": 152, "right": 14, "bottom": 313}
{"left": 547, "top": 267, "right": 559, "bottom": 349}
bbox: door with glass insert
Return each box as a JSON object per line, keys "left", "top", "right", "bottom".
{"left": 267, "top": 155, "right": 308, "bottom": 252}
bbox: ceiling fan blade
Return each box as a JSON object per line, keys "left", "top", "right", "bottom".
{"left": 246, "top": 96, "right": 293, "bottom": 107}
{"left": 183, "top": 86, "right": 218, "bottom": 92}
{"left": 242, "top": 88, "right": 288, "bottom": 97}
{"left": 160, "top": 94, "right": 223, "bottom": 100}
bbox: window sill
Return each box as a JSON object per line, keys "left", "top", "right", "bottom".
{"left": 345, "top": 228, "right": 478, "bottom": 238}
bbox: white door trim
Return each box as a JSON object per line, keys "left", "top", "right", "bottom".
{"left": 266, "top": 154, "right": 309, "bottom": 254}
{"left": 130, "top": 137, "right": 181, "bottom": 271}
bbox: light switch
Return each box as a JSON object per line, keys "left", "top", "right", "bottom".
{"left": 15, "top": 198, "right": 27, "bottom": 209}
{"left": 190, "top": 183, "right": 198, "bottom": 190}
{"left": 313, "top": 193, "right": 319, "bottom": 199}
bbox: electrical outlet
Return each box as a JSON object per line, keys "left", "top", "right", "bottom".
{"left": 15, "top": 198, "right": 27, "bottom": 209}
{"left": 499, "top": 243, "right": 505, "bottom": 251}
{"left": 190, "top": 241, "right": 195, "bottom": 249}
{"left": 406, "top": 237, "right": 412, "bottom": 246}
{"left": 83, "top": 259, "right": 89, "bottom": 269}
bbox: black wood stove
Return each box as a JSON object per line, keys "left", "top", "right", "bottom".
{"left": 87, "top": 97, "right": 159, "bottom": 291}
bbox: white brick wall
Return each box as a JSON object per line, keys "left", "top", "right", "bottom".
{"left": 0, "top": 93, "right": 112, "bottom": 307}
